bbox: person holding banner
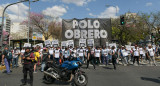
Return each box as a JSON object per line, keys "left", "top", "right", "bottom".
{"left": 101, "top": 46, "right": 108, "bottom": 65}
{"left": 147, "top": 45, "right": 157, "bottom": 66}
{"left": 49, "top": 47, "right": 54, "bottom": 60}
{"left": 63, "top": 48, "right": 70, "bottom": 61}
{"left": 53, "top": 47, "right": 60, "bottom": 64}
{"left": 78, "top": 47, "right": 85, "bottom": 62}
{"left": 121, "top": 46, "right": 129, "bottom": 66}
{"left": 139, "top": 46, "right": 144, "bottom": 63}
{"left": 133, "top": 45, "right": 140, "bottom": 65}
{"left": 95, "top": 47, "right": 101, "bottom": 65}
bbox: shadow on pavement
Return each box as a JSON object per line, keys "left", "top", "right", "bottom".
{"left": 42, "top": 80, "right": 75, "bottom": 86}
{"left": 102, "top": 67, "right": 113, "bottom": 70}
{"left": 141, "top": 77, "right": 160, "bottom": 84}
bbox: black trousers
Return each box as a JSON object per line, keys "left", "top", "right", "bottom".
{"left": 87, "top": 57, "right": 95, "bottom": 69}
{"left": 95, "top": 57, "right": 100, "bottom": 65}
{"left": 112, "top": 57, "right": 116, "bottom": 70}
{"left": 0, "top": 55, "right": 2, "bottom": 64}
{"left": 23, "top": 63, "right": 33, "bottom": 84}
{"left": 133, "top": 56, "right": 139, "bottom": 65}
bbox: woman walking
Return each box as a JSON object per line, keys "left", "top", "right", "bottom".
{"left": 111, "top": 46, "right": 117, "bottom": 70}
{"left": 86, "top": 47, "right": 96, "bottom": 69}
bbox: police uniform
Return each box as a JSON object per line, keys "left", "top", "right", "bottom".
{"left": 21, "top": 51, "right": 34, "bottom": 86}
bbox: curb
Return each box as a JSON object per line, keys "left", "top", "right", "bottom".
{"left": 0, "top": 66, "right": 6, "bottom": 71}
{"left": 155, "top": 57, "right": 160, "bottom": 61}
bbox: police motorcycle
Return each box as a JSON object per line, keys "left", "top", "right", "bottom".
{"left": 43, "top": 52, "right": 88, "bottom": 86}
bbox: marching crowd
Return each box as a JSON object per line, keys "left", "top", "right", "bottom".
{"left": 0, "top": 44, "right": 160, "bottom": 74}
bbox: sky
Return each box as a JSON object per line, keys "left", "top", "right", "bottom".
{"left": 0, "top": 0, "right": 160, "bottom": 24}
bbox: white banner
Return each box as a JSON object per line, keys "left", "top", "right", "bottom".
{"left": 79, "top": 39, "right": 86, "bottom": 47}
{"left": 68, "top": 40, "right": 74, "bottom": 47}
{"left": 125, "top": 45, "right": 131, "bottom": 50}
{"left": 87, "top": 39, "right": 94, "bottom": 47}
{"left": 44, "top": 40, "right": 51, "bottom": 47}
{"left": 52, "top": 40, "right": 59, "bottom": 47}
{"left": 61, "top": 41, "right": 68, "bottom": 48}
{"left": 109, "top": 43, "right": 117, "bottom": 48}
{"left": 24, "top": 43, "right": 31, "bottom": 47}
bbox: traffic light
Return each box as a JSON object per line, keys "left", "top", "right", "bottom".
{"left": 120, "top": 16, "right": 125, "bottom": 25}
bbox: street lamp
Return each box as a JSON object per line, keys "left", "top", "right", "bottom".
{"left": 106, "top": 4, "right": 118, "bottom": 17}
{"left": 0, "top": 0, "right": 29, "bottom": 47}
{"left": 28, "top": 0, "right": 39, "bottom": 43}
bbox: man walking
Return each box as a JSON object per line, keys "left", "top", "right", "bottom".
{"left": 2, "top": 46, "right": 11, "bottom": 74}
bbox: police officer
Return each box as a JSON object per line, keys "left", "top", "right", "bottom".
{"left": 20, "top": 47, "right": 35, "bottom": 86}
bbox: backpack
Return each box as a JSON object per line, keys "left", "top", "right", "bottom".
{"left": 8, "top": 52, "right": 12, "bottom": 59}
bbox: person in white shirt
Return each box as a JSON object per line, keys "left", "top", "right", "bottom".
{"left": 121, "top": 46, "right": 129, "bottom": 65}
{"left": 107, "top": 46, "right": 112, "bottom": 62}
{"left": 139, "top": 46, "right": 144, "bottom": 62}
{"left": 147, "top": 45, "right": 156, "bottom": 66}
{"left": 49, "top": 47, "right": 54, "bottom": 60}
{"left": 133, "top": 45, "right": 140, "bottom": 65}
{"left": 95, "top": 46, "right": 101, "bottom": 65}
{"left": 53, "top": 47, "right": 60, "bottom": 64}
{"left": 12, "top": 47, "right": 20, "bottom": 68}
{"left": 78, "top": 47, "right": 85, "bottom": 62}
{"left": 101, "top": 46, "right": 108, "bottom": 65}
{"left": 72, "top": 48, "right": 77, "bottom": 58}
{"left": 63, "top": 48, "right": 70, "bottom": 61}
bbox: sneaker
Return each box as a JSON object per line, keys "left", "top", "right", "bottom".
{"left": 20, "top": 83, "right": 26, "bottom": 86}
{"left": 33, "top": 71, "right": 37, "bottom": 73}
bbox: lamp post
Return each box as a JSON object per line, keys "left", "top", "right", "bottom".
{"left": 0, "top": 0, "right": 39, "bottom": 47}
{"left": 0, "top": 0, "right": 29, "bottom": 47}
{"left": 28, "top": 0, "right": 39, "bottom": 43}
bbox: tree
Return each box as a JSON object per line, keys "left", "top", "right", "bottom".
{"left": 49, "top": 21, "right": 62, "bottom": 41}
{"left": 112, "top": 13, "right": 149, "bottom": 45}
{"left": 140, "top": 12, "right": 160, "bottom": 44}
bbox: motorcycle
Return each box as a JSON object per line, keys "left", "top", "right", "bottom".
{"left": 43, "top": 57, "right": 88, "bottom": 86}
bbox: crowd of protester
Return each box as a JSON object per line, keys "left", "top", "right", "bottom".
{"left": 0, "top": 44, "right": 160, "bottom": 75}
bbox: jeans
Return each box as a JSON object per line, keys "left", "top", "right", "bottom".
{"left": 122, "top": 56, "right": 128, "bottom": 64}
{"left": 55, "top": 58, "right": 59, "bottom": 65}
{"left": 41, "top": 62, "right": 46, "bottom": 72}
{"left": 12, "top": 57, "right": 18, "bottom": 68}
{"left": 108, "top": 55, "right": 112, "bottom": 60}
{"left": 149, "top": 56, "right": 156, "bottom": 65}
{"left": 4, "top": 58, "right": 10, "bottom": 74}
{"left": 102, "top": 55, "right": 108, "bottom": 65}
{"left": 79, "top": 56, "right": 84, "bottom": 62}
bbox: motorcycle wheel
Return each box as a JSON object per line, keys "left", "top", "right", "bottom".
{"left": 43, "top": 75, "right": 56, "bottom": 84}
{"left": 74, "top": 73, "right": 88, "bottom": 86}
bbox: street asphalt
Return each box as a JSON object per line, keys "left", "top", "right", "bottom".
{"left": 0, "top": 64, "right": 160, "bottom": 86}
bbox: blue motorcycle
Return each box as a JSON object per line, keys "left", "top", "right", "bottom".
{"left": 43, "top": 57, "right": 88, "bottom": 86}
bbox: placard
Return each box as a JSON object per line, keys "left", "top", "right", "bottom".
{"left": 24, "top": 43, "right": 31, "bottom": 47}
{"left": 79, "top": 39, "right": 86, "bottom": 47}
{"left": 61, "top": 41, "right": 68, "bottom": 49}
{"left": 125, "top": 45, "right": 131, "bottom": 50}
{"left": 68, "top": 40, "right": 74, "bottom": 48}
{"left": 109, "top": 43, "right": 117, "bottom": 48}
{"left": 52, "top": 40, "right": 59, "bottom": 47}
{"left": 87, "top": 39, "right": 94, "bottom": 47}
{"left": 44, "top": 40, "right": 51, "bottom": 47}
